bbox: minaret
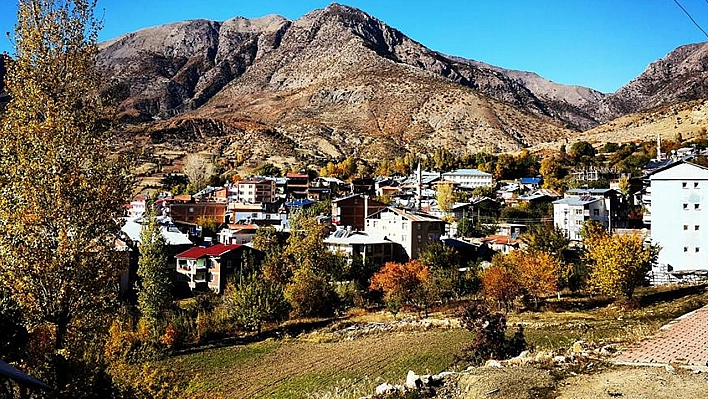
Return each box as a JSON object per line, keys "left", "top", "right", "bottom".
{"left": 657, "top": 134, "right": 662, "bottom": 161}
{"left": 416, "top": 162, "right": 422, "bottom": 211}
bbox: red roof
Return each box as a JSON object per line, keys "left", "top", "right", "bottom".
{"left": 286, "top": 173, "right": 308, "bottom": 178}
{"left": 175, "top": 243, "right": 244, "bottom": 259}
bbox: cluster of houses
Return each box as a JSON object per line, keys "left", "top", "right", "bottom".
{"left": 118, "top": 142, "right": 708, "bottom": 296}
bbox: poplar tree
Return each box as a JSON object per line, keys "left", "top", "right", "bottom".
{"left": 137, "top": 209, "right": 172, "bottom": 330}
{"left": 0, "top": 0, "right": 131, "bottom": 393}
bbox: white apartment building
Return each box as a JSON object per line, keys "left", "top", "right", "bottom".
{"left": 235, "top": 178, "right": 276, "bottom": 204}
{"left": 364, "top": 207, "right": 445, "bottom": 260}
{"left": 553, "top": 196, "right": 609, "bottom": 241}
{"left": 649, "top": 162, "right": 708, "bottom": 271}
{"left": 442, "top": 169, "right": 493, "bottom": 188}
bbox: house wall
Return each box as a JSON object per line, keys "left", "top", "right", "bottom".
{"left": 651, "top": 163, "right": 708, "bottom": 271}
{"left": 170, "top": 202, "right": 227, "bottom": 225}
{"left": 364, "top": 209, "right": 443, "bottom": 260}
{"left": 332, "top": 196, "right": 387, "bottom": 231}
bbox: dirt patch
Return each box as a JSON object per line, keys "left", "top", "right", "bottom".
{"left": 556, "top": 366, "right": 708, "bottom": 398}
{"left": 440, "top": 366, "right": 556, "bottom": 399}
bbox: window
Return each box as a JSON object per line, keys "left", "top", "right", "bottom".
{"left": 683, "top": 182, "right": 688, "bottom": 189}
{"left": 684, "top": 204, "right": 689, "bottom": 210}
{"left": 684, "top": 225, "right": 689, "bottom": 230}
{"left": 684, "top": 247, "right": 688, "bottom": 252}
{"left": 695, "top": 247, "right": 700, "bottom": 253}
{"left": 696, "top": 204, "right": 701, "bottom": 210}
{"left": 696, "top": 225, "right": 700, "bottom": 231}
{"left": 417, "top": 224, "right": 422, "bottom": 231}
{"left": 695, "top": 182, "right": 700, "bottom": 189}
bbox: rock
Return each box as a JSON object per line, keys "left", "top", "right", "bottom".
{"left": 508, "top": 350, "right": 533, "bottom": 366}
{"left": 485, "top": 359, "right": 503, "bottom": 368}
{"left": 431, "top": 371, "right": 456, "bottom": 382}
{"left": 572, "top": 340, "right": 586, "bottom": 354}
{"left": 465, "top": 366, "right": 476, "bottom": 372}
{"left": 553, "top": 355, "right": 567, "bottom": 364}
{"left": 405, "top": 370, "right": 422, "bottom": 389}
{"left": 375, "top": 383, "right": 395, "bottom": 395}
{"left": 665, "top": 364, "right": 676, "bottom": 373}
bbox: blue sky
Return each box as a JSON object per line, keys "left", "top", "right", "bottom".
{"left": 1, "top": 0, "right": 707, "bottom": 93}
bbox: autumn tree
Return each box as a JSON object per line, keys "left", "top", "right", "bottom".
{"left": 436, "top": 181, "right": 456, "bottom": 214}
{"left": 224, "top": 273, "right": 289, "bottom": 336}
{"left": 0, "top": 0, "right": 132, "bottom": 394}
{"left": 584, "top": 232, "right": 659, "bottom": 299}
{"left": 370, "top": 260, "right": 437, "bottom": 316}
{"left": 511, "top": 250, "right": 563, "bottom": 307}
{"left": 137, "top": 209, "right": 172, "bottom": 332}
{"left": 183, "top": 153, "right": 215, "bottom": 191}
{"left": 520, "top": 224, "right": 570, "bottom": 262}
{"left": 481, "top": 255, "right": 521, "bottom": 312}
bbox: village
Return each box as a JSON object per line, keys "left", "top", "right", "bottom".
{"left": 120, "top": 136, "right": 708, "bottom": 299}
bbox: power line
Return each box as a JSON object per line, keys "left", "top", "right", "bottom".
{"left": 673, "top": 0, "right": 708, "bottom": 38}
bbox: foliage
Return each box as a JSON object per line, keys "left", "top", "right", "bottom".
{"left": 471, "top": 185, "right": 495, "bottom": 198}
{"left": 284, "top": 267, "right": 338, "bottom": 318}
{"left": 319, "top": 157, "right": 357, "bottom": 179}
{"left": 305, "top": 199, "right": 332, "bottom": 217}
{"left": 196, "top": 216, "right": 221, "bottom": 239}
{"left": 584, "top": 232, "right": 659, "bottom": 299}
{"left": 369, "top": 260, "right": 437, "bottom": 316}
{"left": 137, "top": 210, "right": 173, "bottom": 332}
{"left": 0, "top": 0, "right": 132, "bottom": 394}
{"left": 510, "top": 250, "right": 562, "bottom": 306}
{"left": 223, "top": 274, "right": 289, "bottom": 336}
{"left": 520, "top": 224, "right": 570, "bottom": 262}
{"left": 481, "top": 257, "right": 521, "bottom": 312}
{"left": 493, "top": 150, "right": 539, "bottom": 180}
{"left": 0, "top": 288, "right": 28, "bottom": 363}
{"left": 183, "top": 153, "right": 215, "bottom": 190}
{"left": 418, "top": 242, "right": 461, "bottom": 271}
{"left": 436, "top": 182, "right": 456, "bottom": 213}
{"left": 569, "top": 141, "right": 596, "bottom": 163}
{"left": 458, "top": 304, "right": 527, "bottom": 365}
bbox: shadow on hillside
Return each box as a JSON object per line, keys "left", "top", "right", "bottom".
{"left": 170, "top": 317, "right": 338, "bottom": 357}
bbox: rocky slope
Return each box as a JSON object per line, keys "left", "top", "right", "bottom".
{"left": 598, "top": 41, "right": 708, "bottom": 120}
{"left": 97, "top": 4, "right": 587, "bottom": 164}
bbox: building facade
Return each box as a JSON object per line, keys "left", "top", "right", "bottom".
{"left": 650, "top": 162, "right": 708, "bottom": 271}
{"left": 364, "top": 207, "right": 445, "bottom": 260}
{"left": 236, "top": 178, "right": 276, "bottom": 204}
{"left": 442, "top": 168, "right": 493, "bottom": 188}
{"left": 553, "top": 196, "right": 609, "bottom": 241}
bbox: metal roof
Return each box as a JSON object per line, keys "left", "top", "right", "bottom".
{"left": 175, "top": 243, "right": 244, "bottom": 259}
{"left": 443, "top": 168, "right": 492, "bottom": 177}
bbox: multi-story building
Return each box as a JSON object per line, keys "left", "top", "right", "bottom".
{"left": 169, "top": 200, "right": 227, "bottom": 226}
{"left": 236, "top": 178, "right": 276, "bottom": 204}
{"left": 649, "top": 161, "right": 708, "bottom": 272}
{"left": 442, "top": 168, "right": 493, "bottom": 189}
{"left": 364, "top": 207, "right": 445, "bottom": 260}
{"left": 324, "top": 229, "right": 398, "bottom": 268}
{"left": 332, "top": 194, "right": 388, "bottom": 231}
{"left": 286, "top": 173, "right": 310, "bottom": 199}
{"left": 175, "top": 243, "right": 257, "bottom": 293}
{"left": 553, "top": 195, "right": 609, "bottom": 241}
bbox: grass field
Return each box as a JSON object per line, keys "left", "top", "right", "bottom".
{"left": 162, "top": 285, "right": 708, "bottom": 399}
{"left": 171, "top": 328, "right": 472, "bottom": 399}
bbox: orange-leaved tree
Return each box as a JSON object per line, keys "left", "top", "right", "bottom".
{"left": 511, "top": 249, "right": 563, "bottom": 307}
{"left": 481, "top": 254, "right": 521, "bottom": 312}
{"left": 370, "top": 260, "right": 436, "bottom": 317}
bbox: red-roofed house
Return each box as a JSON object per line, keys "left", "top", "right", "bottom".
{"left": 175, "top": 244, "right": 257, "bottom": 293}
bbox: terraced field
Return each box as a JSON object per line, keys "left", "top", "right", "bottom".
{"left": 171, "top": 328, "right": 472, "bottom": 399}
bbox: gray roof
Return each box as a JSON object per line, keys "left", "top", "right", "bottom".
{"left": 121, "top": 216, "right": 193, "bottom": 246}
{"left": 553, "top": 196, "right": 601, "bottom": 206}
{"left": 443, "top": 168, "right": 492, "bottom": 177}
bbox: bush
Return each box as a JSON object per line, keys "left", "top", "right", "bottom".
{"left": 285, "top": 268, "right": 338, "bottom": 318}
{"left": 458, "top": 304, "right": 527, "bottom": 365}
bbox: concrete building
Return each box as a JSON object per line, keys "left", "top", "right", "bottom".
{"left": 331, "top": 194, "right": 388, "bottom": 231}
{"left": 649, "top": 162, "right": 708, "bottom": 272}
{"left": 553, "top": 196, "right": 609, "bottom": 241}
{"left": 236, "top": 178, "right": 276, "bottom": 204}
{"left": 324, "top": 229, "right": 398, "bottom": 268}
{"left": 364, "top": 207, "right": 445, "bottom": 260}
{"left": 175, "top": 244, "right": 257, "bottom": 294}
{"left": 442, "top": 168, "right": 493, "bottom": 189}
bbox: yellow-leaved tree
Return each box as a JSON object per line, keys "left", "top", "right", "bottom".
{"left": 584, "top": 231, "right": 659, "bottom": 299}
{"left": 0, "top": 0, "right": 131, "bottom": 394}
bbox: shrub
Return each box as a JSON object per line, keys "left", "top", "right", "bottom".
{"left": 458, "top": 304, "right": 526, "bottom": 365}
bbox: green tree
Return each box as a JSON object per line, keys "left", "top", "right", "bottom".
{"left": 224, "top": 274, "right": 289, "bottom": 336}
{"left": 520, "top": 224, "right": 570, "bottom": 261}
{"left": 284, "top": 267, "right": 338, "bottom": 318}
{"left": 0, "top": 0, "right": 132, "bottom": 394}
{"left": 137, "top": 210, "right": 173, "bottom": 331}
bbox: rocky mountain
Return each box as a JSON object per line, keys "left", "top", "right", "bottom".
{"left": 4, "top": 3, "right": 708, "bottom": 166}
{"left": 599, "top": 41, "right": 708, "bottom": 121}
{"left": 97, "top": 4, "right": 589, "bottom": 164}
